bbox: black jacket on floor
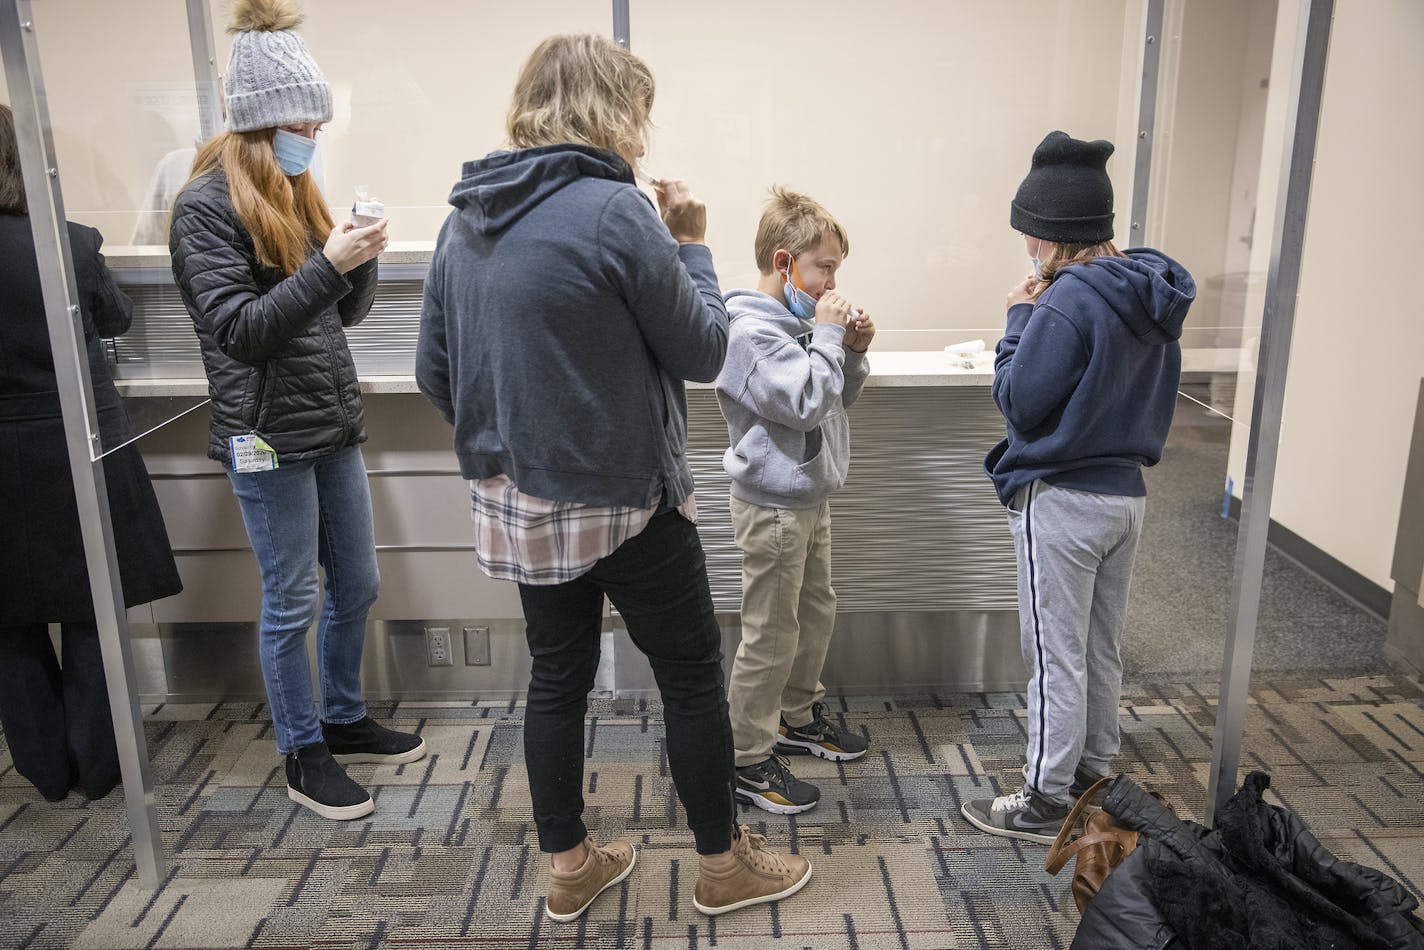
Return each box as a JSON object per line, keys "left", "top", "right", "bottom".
{"left": 1073, "top": 772, "right": 1424, "bottom": 950}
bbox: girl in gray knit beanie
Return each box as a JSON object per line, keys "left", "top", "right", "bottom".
{"left": 224, "top": 0, "right": 332, "bottom": 134}
{"left": 168, "top": 0, "right": 419, "bottom": 825}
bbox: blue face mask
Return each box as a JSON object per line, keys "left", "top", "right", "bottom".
{"left": 1029, "top": 256, "right": 1045, "bottom": 280}
{"left": 781, "top": 261, "right": 818, "bottom": 320}
{"left": 272, "top": 128, "right": 317, "bottom": 177}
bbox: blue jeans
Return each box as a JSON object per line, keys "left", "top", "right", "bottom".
{"left": 227, "top": 446, "right": 379, "bottom": 754}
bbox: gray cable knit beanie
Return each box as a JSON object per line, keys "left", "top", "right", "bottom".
{"left": 223, "top": 0, "right": 332, "bottom": 133}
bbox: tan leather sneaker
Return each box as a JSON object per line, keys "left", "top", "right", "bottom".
{"left": 692, "top": 825, "right": 813, "bottom": 915}
{"left": 545, "top": 837, "right": 638, "bottom": 922}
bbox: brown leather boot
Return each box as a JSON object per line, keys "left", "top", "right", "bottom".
{"left": 692, "top": 825, "right": 812, "bottom": 915}
{"left": 545, "top": 837, "right": 637, "bottom": 922}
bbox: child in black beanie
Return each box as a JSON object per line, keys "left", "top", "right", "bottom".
{"left": 962, "top": 131, "right": 1196, "bottom": 844}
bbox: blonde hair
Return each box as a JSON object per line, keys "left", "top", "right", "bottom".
{"left": 506, "top": 35, "right": 655, "bottom": 163}
{"left": 184, "top": 129, "right": 334, "bottom": 275}
{"left": 754, "top": 186, "right": 849, "bottom": 275}
{"left": 1031, "top": 239, "right": 1126, "bottom": 301}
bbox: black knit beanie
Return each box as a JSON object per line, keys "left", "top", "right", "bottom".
{"left": 1010, "top": 131, "right": 1115, "bottom": 244}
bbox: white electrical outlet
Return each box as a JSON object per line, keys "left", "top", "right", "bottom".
{"left": 425, "top": 626, "right": 453, "bottom": 667}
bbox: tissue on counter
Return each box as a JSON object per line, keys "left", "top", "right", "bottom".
{"left": 944, "top": 339, "right": 986, "bottom": 360}
{"left": 942, "top": 338, "right": 986, "bottom": 369}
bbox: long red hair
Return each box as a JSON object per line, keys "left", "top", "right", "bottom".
{"left": 185, "top": 129, "right": 333, "bottom": 275}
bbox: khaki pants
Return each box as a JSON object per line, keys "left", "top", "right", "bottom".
{"left": 727, "top": 496, "right": 837, "bottom": 766}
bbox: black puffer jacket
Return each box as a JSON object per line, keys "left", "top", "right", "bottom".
{"left": 1074, "top": 772, "right": 1424, "bottom": 950}
{"left": 169, "top": 169, "right": 376, "bottom": 465}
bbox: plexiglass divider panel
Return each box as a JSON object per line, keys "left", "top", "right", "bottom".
{"left": 634, "top": 0, "right": 1143, "bottom": 352}
{"left": 18, "top": 0, "right": 209, "bottom": 457}
{"left": 209, "top": 0, "right": 612, "bottom": 242}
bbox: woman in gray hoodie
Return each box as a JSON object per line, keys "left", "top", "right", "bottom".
{"left": 416, "top": 34, "right": 810, "bottom": 923}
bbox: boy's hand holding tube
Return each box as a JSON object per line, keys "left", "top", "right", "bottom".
{"left": 845, "top": 309, "right": 875, "bottom": 352}
{"left": 815, "top": 289, "right": 852, "bottom": 326}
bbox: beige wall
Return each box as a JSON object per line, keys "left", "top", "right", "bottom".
{"left": 207, "top": 0, "right": 610, "bottom": 240}
{"left": 2, "top": 1, "right": 198, "bottom": 235}
{"left": 6, "top": 0, "right": 1144, "bottom": 350}
{"left": 1227, "top": 0, "right": 1424, "bottom": 591}
{"left": 635, "top": 0, "right": 1142, "bottom": 349}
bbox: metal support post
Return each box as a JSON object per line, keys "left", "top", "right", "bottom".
{"left": 1206, "top": 0, "right": 1334, "bottom": 824}
{"left": 0, "top": 0, "right": 164, "bottom": 889}
{"left": 186, "top": 0, "right": 222, "bottom": 142}
{"left": 1128, "top": 0, "right": 1164, "bottom": 245}
{"left": 612, "top": 0, "right": 630, "bottom": 47}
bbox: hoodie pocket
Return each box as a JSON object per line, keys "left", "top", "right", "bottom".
{"left": 790, "top": 413, "right": 850, "bottom": 498}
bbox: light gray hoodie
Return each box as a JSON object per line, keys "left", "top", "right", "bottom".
{"left": 715, "top": 289, "right": 869, "bottom": 509}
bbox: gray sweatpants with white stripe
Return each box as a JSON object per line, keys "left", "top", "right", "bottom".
{"left": 1009, "top": 479, "right": 1145, "bottom": 806}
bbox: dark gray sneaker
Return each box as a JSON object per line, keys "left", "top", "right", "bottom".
{"left": 285, "top": 742, "right": 374, "bottom": 821}
{"left": 1070, "top": 764, "right": 1110, "bottom": 810}
{"left": 1022, "top": 762, "right": 1110, "bottom": 810}
{"left": 775, "top": 702, "right": 868, "bottom": 762}
{"left": 735, "top": 755, "right": 820, "bottom": 815}
{"left": 322, "top": 716, "right": 427, "bottom": 765}
{"left": 961, "top": 785, "right": 1070, "bottom": 844}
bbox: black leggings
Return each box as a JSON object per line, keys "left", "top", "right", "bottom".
{"left": 517, "top": 511, "right": 736, "bottom": 855}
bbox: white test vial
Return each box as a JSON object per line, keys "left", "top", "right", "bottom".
{"left": 351, "top": 185, "right": 385, "bottom": 227}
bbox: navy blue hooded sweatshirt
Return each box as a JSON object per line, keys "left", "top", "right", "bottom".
{"left": 984, "top": 248, "right": 1195, "bottom": 506}
{"left": 416, "top": 145, "right": 728, "bottom": 509}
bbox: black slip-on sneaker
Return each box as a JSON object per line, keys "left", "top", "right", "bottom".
{"left": 285, "top": 741, "right": 374, "bottom": 820}
{"left": 322, "top": 716, "right": 427, "bottom": 765}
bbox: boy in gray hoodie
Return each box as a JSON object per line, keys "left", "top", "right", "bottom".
{"left": 716, "top": 187, "right": 875, "bottom": 815}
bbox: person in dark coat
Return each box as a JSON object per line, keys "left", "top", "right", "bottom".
{"left": 0, "top": 103, "right": 183, "bottom": 802}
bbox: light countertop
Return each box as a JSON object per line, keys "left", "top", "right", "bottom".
{"left": 111, "top": 347, "right": 1236, "bottom": 398}
{"left": 106, "top": 242, "right": 435, "bottom": 270}
{"left": 112, "top": 351, "right": 997, "bottom": 398}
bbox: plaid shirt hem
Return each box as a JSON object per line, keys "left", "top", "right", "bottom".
{"left": 469, "top": 474, "right": 697, "bottom": 586}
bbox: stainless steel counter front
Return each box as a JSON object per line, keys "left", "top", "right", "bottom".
{"left": 120, "top": 383, "right": 1027, "bottom": 702}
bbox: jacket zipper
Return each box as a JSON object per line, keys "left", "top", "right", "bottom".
{"left": 252, "top": 365, "right": 268, "bottom": 432}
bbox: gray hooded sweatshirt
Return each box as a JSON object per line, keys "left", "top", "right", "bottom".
{"left": 715, "top": 289, "right": 869, "bottom": 509}
{"left": 416, "top": 145, "right": 727, "bottom": 509}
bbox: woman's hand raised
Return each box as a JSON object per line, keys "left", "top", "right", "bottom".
{"left": 654, "top": 179, "right": 707, "bottom": 245}
{"left": 323, "top": 219, "right": 389, "bottom": 274}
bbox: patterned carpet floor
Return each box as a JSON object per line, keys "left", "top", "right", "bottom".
{"left": 3, "top": 674, "right": 1422, "bottom": 949}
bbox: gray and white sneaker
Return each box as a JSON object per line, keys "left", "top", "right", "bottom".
{"left": 961, "top": 785, "right": 1070, "bottom": 845}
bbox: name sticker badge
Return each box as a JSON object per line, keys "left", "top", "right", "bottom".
{"left": 229, "top": 433, "right": 278, "bottom": 473}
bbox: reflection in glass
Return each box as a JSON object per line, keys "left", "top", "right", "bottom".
{"left": 20, "top": 0, "right": 216, "bottom": 453}
{"left": 219, "top": 0, "right": 614, "bottom": 242}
